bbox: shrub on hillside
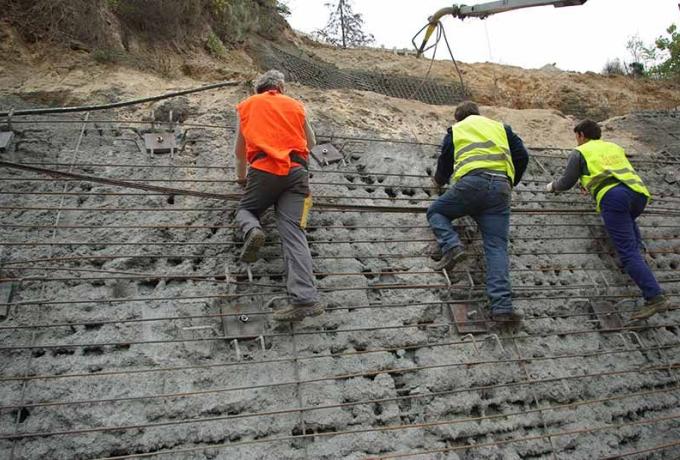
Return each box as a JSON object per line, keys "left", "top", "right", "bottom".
{"left": 1, "top": 0, "right": 289, "bottom": 50}
{"left": 602, "top": 59, "right": 626, "bottom": 76}
{"left": 653, "top": 24, "right": 680, "bottom": 80}
{"left": 206, "top": 31, "right": 227, "bottom": 58}
{"left": 1, "top": 0, "right": 109, "bottom": 44}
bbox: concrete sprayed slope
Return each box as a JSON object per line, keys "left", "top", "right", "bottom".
{"left": 0, "top": 99, "right": 679, "bottom": 459}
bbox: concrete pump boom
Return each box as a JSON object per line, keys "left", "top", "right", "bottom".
{"left": 416, "top": 0, "right": 588, "bottom": 56}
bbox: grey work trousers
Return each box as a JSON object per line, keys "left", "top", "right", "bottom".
{"left": 235, "top": 167, "right": 319, "bottom": 306}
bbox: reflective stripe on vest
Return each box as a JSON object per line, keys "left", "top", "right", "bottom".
{"left": 452, "top": 115, "right": 515, "bottom": 183}
{"left": 577, "top": 139, "right": 651, "bottom": 212}
{"left": 237, "top": 90, "right": 309, "bottom": 176}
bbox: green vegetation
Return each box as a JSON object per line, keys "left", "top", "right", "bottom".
{"left": 623, "top": 25, "right": 680, "bottom": 80}
{"left": 652, "top": 24, "right": 680, "bottom": 79}
{"left": 2, "top": 0, "right": 289, "bottom": 49}
{"left": 206, "top": 31, "right": 227, "bottom": 58}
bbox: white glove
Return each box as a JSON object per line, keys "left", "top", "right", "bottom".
{"left": 545, "top": 182, "right": 554, "bottom": 192}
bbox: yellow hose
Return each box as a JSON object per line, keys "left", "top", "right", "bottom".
{"left": 416, "top": 6, "right": 457, "bottom": 57}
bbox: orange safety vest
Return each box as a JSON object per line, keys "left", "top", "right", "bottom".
{"left": 236, "top": 90, "right": 309, "bottom": 176}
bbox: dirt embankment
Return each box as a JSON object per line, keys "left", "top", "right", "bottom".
{"left": 305, "top": 44, "right": 680, "bottom": 121}
{"left": 1, "top": 7, "right": 679, "bottom": 153}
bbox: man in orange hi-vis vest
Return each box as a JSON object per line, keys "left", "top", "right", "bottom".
{"left": 234, "top": 69, "right": 322, "bottom": 322}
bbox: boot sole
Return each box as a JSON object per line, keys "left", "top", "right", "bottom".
{"left": 491, "top": 314, "right": 523, "bottom": 324}
{"left": 435, "top": 251, "right": 467, "bottom": 271}
{"left": 273, "top": 305, "right": 324, "bottom": 322}
{"left": 240, "top": 231, "right": 265, "bottom": 263}
{"left": 629, "top": 302, "right": 669, "bottom": 323}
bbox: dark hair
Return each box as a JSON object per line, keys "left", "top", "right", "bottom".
{"left": 573, "top": 119, "right": 601, "bottom": 140}
{"left": 454, "top": 101, "right": 480, "bottom": 122}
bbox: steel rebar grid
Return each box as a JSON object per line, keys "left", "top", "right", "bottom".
{"left": 369, "top": 410, "right": 680, "bottom": 459}
{"left": 1, "top": 344, "right": 677, "bottom": 427}
{"left": 3, "top": 379, "right": 678, "bottom": 451}
{"left": 3, "top": 83, "right": 680, "bottom": 460}
{"left": 92, "top": 393, "right": 680, "bottom": 459}
{"left": 2, "top": 323, "right": 680, "bottom": 391}
{"left": 7, "top": 112, "right": 91, "bottom": 460}
{"left": 0, "top": 297, "right": 677, "bottom": 335}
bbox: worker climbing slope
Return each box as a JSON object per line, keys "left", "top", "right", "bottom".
{"left": 427, "top": 101, "right": 529, "bottom": 323}
{"left": 233, "top": 69, "right": 323, "bottom": 322}
{"left": 546, "top": 119, "right": 671, "bottom": 321}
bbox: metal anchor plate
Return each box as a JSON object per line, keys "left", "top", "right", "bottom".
{"left": 590, "top": 300, "right": 624, "bottom": 330}
{"left": 449, "top": 302, "right": 488, "bottom": 334}
{"left": 143, "top": 132, "right": 177, "bottom": 154}
{"left": 0, "top": 281, "right": 14, "bottom": 319}
{"left": 220, "top": 301, "right": 266, "bottom": 340}
{"left": 0, "top": 132, "right": 14, "bottom": 152}
{"left": 310, "top": 143, "right": 343, "bottom": 166}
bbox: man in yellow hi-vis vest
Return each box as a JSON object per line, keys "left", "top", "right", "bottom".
{"left": 546, "top": 119, "right": 670, "bottom": 321}
{"left": 427, "top": 101, "right": 529, "bottom": 323}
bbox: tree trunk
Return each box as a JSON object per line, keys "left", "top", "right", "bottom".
{"left": 339, "top": 0, "right": 346, "bottom": 49}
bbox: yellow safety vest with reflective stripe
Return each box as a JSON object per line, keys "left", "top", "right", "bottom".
{"left": 577, "top": 139, "right": 651, "bottom": 212}
{"left": 452, "top": 115, "right": 515, "bottom": 183}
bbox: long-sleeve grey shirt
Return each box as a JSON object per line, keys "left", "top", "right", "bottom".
{"left": 552, "top": 149, "right": 588, "bottom": 191}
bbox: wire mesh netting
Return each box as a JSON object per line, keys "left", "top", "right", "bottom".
{"left": 251, "top": 42, "right": 467, "bottom": 106}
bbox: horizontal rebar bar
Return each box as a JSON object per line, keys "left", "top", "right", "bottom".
{"left": 3, "top": 222, "right": 677, "bottom": 230}
{"left": 601, "top": 440, "right": 680, "bottom": 459}
{"left": 3, "top": 235, "right": 679, "bottom": 248}
{"left": 3, "top": 280, "right": 679, "bottom": 309}
{"left": 4, "top": 266, "right": 678, "bottom": 285}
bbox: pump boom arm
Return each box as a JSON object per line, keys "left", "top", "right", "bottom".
{"left": 416, "top": 0, "right": 587, "bottom": 56}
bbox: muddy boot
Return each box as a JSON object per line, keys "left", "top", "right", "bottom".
{"left": 433, "top": 245, "right": 466, "bottom": 271}
{"left": 629, "top": 295, "right": 670, "bottom": 322}
{"left": 273, "top": 303, "right": 325, "bottom": 322}
{"left": 490, "top": 308, "right": 523, "bottom": 325}
{"left": 239, "top": 228, "right": 265, "bottom": 263}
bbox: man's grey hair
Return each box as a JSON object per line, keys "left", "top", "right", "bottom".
{"left": 254, "top": 69, "right": 285, "bottom": 94}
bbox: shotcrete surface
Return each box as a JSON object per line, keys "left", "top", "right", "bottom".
{"left": 0, "top": 94, "right": 679, "bottom": 459}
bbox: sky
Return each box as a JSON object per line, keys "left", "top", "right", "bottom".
{"left": 285, "top": 0, "right": 680, "bottom": 73}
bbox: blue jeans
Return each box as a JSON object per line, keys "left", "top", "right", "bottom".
{"left": 426, "top": 173, "right": 512, "bottom": 314}
{"left": 600, "top": 184, "right": 663, "bottom": 300}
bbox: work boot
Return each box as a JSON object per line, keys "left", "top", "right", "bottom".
{"left": 273, "top": 303, "right": 325, "bottom": 322}
{"left": 433, "top": 246, "right": 466, "bottom": 271}
{"left": 239, "top": 228, "right": 265, "bottom": 263}
{"left": 629, "top": 295, "right": 671, "bottom": 322}
{"left": 490, "top": 309, "right": 523, "bottom": 324}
